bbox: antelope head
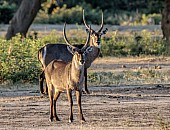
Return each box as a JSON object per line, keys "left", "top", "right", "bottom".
{"left": 83, "top": 10, "right": 108, "bottom": 48}
{"left": 63, "top": 23, "right": 92, "bottom": 69}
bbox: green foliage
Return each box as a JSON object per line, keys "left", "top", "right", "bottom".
{"left": 85, "top": 0, "right": 163, "bottom": 14}
{"left": 0, "top": 30, "right": 169, "bottom": 83}
{"left": 0, "top": 32, "right": 60, "bottom": 83}
{"left": 101, "top": 30, "right": 167, "bottom": 56}
{"left": 122, "top": 13, "right": 161, "bottom": 25}
{"left": 0, "top": 34, "right": 39, "bottom": 83}
{"left": 35, "top": 4, "right": 83, "bottom": 24}
{"left": 35, "top": 3, "right": 162, "bottom": 25}
{"left": 35, "top": 3, "right": 104, "bottom": 25}
{"left": 0, "top": 0, "right": 164, "bottom": 25}
{"left": 88, "top": 68, "right": 170, "bottom": 86}
{"left": 33, "top": 0, "right": 164, "bottom": 25}
{"left": 0, "top": 1, "right": 17, "bottom": 24}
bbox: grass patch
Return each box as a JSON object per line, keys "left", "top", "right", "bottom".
{"left": 88, "top": 69, "right": 170, "bottom": 86}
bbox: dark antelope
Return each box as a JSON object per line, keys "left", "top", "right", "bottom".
{"left": 38, "top": 10, "right": 108, "bottom": 94}
{"left": 44, "top": 23, "right": 91, "bottom": 122}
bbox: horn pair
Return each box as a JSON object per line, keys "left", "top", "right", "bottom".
{"left": 83, "top": 10, "right": 104, "bottom": 32}
{"left": 63, "top": 23, "right": 91, "bottom": 52}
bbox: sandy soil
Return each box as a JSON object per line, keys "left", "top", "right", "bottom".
{"left": 0, "top": 57, "right": 170, "bottom": 130}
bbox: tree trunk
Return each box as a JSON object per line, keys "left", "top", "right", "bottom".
{"left": 5, "top": 0, "right": 41, "bottom": 40}
{"left": 161, "top": 0, "right": 170, "bottom": 40}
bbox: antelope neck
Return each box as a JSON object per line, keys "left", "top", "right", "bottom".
{"left": 89, "top": 38, "right": 101, "bottom": 49}
{"left": 69, "top": 60, "right": 84, "bottom": 85}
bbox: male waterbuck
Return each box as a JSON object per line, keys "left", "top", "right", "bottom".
{"left": 38, "top": 10, "right": 108, "bottom": 94}
{"left": 44, "top": 23, "right": 91, "bottom": 122}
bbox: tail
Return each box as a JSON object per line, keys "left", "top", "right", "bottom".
{"left": 37, "top": 46, "right": 47, "bottom": 94}
{"left": 37, "top": 46, "right": 47, "bottom": 69}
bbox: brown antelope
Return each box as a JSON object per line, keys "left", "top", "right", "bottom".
{"left": 38, "top": 10, "right": 108, "bottom": 94}
{"left": 44, "top": 23, "right": 91, "bottom": 122}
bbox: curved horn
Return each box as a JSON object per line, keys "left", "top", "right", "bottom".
{"left": 63, "top": 23, "right": 75, "bottom": 49}
{"left": 83, "top": 9, "right": 90, "bottom": 30}
{"left": 98, "top": 11, "right": 104, "bottom": 32}
{"left": 81, "top": 25, "right": 91, "bottom": 51}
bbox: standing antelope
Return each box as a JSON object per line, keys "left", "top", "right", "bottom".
{"left": 38, "top": 10, "right": 108, "bottom": 95}
{"left": 45, "top": 23, "right": 91, "bottom": 122}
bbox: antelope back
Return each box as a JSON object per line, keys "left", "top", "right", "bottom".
{"left": 38, "top": 44, "right": 74, "bottom": 68}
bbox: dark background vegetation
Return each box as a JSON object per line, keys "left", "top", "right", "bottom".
{"left": 0, "top": 0, "right": 164, "bottom": 25}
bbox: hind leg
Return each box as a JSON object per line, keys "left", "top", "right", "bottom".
{"left": 39, "top": 70, "right": 45, "bottom": 94}
{"left": 49, "top": 91, "right": 54, "bottom": 122}
{"left": 53, "top": 91, "right": 61, "bottom": 121}
{"left": 47, "top": 83, "right": 54, "bottom": 122}
{"left": 44, "top": 80, "right": 48, "bottom": 95}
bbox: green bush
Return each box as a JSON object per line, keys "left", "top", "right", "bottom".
{"left": 34, "top": 3, "right": 105, "bottom": 25}
{"left": 35, "top": 4, "right": 83, "bottom": 24}
{"left": 0, "top": 30, "right": 169, "bottom": 83}
{"left": 0, "top": 35, "right": 39, "bottom": 83}
{"left": 34, "top": 1, "right": 162, "bottom": 25}
{"left": 0, "top": 0, "right": 163, "bottom": 25}
{"left": 0, "top": 32, "right": 61, "bottom": 83}
{"left": 101, "top": 30, "right": 167, "bottom": 56}
{"left": 87, "top": 69, "right": 170, "bottom": 86}
{"left": 0, "top": 1, "right": 17, "bottom": 24}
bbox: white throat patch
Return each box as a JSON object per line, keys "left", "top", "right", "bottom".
{"left": 74, "top": 61, "right": 84, "bottom": 70}
{"left": 97, "top": 44, "right": 101, "bottom": 48}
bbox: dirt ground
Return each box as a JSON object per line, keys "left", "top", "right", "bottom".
{"left": 0, "top": 57, "right": 170, "bottom": 130}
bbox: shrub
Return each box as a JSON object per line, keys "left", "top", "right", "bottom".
{"left": 0, "top": 0, "right": 163, "bottom": 25}
{"left": 0, "top": 1, "right": 17, "bottom": 24}
{"left": 0, "top": 30, "right": 168, "bottom": 83}
{"left": 101, "top": 30, "right": 167, "bottom": 56}
{"left": 34, "top": 1, "right": 162, "bottom": 25}
{"left": 0, "top": 35, "right": 39, "bottom": 83}
{"left": 34, "top": 4, "right": 83, "bottom": 24}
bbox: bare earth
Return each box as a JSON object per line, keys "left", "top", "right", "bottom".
{"left": 0, "top": 57, "right": 170, "bottom": 130}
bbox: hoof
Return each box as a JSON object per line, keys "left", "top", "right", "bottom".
{"left": 85, "top": 90, "right": 90, "bottom": 94}
{"left": 82, "top": 89, "right": 90, "bottom": 94}
{"left": 49, "top": 118, "right": 53, "bottom": 122}
{"left": 69, "top": 119, "right": 73, "bottom": 123}
{"left": 80, "top": 116, "right": 86, "bottom": 123}
{"left": 55, "top": 117, "right": 60, "bottom": 121}
{"left": 81, "top": 119, "right": 86, "bottom": 123}
{"left": 43, "top": 91, "right": 48, "bottom": 95}
{"left": 41, "top": 93, "right": 48, "bottom": 98}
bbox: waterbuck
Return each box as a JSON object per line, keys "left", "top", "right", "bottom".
{"left": 44, "top": 23, "right": 91, "bottom": 122}
{"left": 38, "top": 10, "right": 108, "bottom": 94}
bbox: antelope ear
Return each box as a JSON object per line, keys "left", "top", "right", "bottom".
{"left": 85, "top": 29, "right": 90, "bottom": 34}
{"left": 67, "top": 46, "right": 76, "bottom": 54}
{"left": 102, "top": 28, "right": 108, "bottom": 35}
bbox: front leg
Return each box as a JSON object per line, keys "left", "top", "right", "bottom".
{"left": 48, "top": 89, "right": 54, "bottom": 122}
{"left": 67, "top": 89, "right": 73, "bottom": 123}
{"left": 84, "top": 68, "right": 90, "bottom": 94}
{"left": 76, "top": 90, "right": 85, "bottom": 122}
